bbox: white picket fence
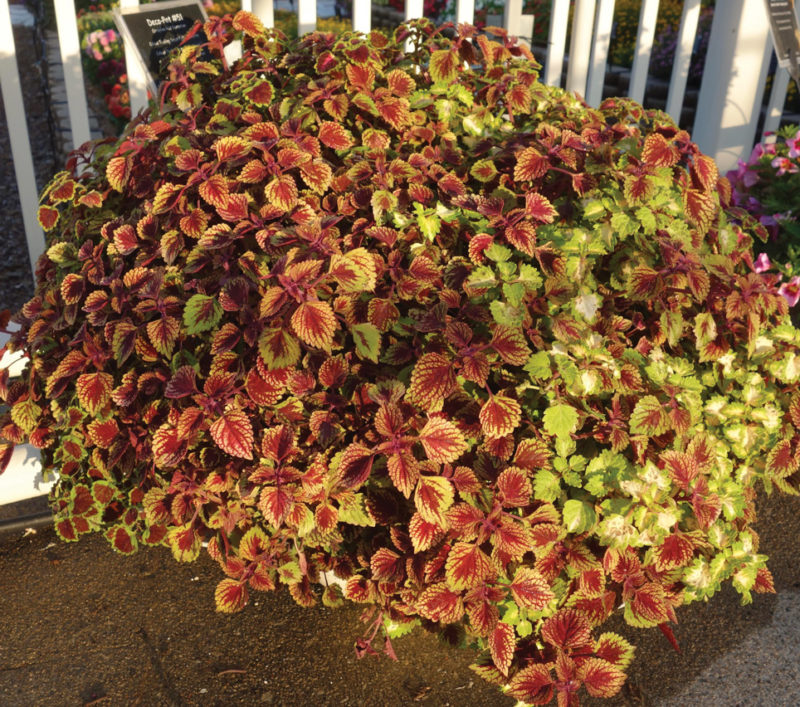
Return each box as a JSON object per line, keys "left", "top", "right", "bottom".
{"left": 0, "top": 0, "right": 796, "bottom": 506}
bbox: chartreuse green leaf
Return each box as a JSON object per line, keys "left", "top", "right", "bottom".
{"left": 351, "top": 322, "right": 381, "bottom": 362}
{"left": 183, "top": 294, "right": 222, "bottom": 335}
{"left": 562, "top": 499, "right": 596, "bottom": 533}
{"left": 543, "top": 404, "right": 579, "bottom": 439}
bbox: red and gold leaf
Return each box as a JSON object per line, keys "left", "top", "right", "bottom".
{"left": 488, "top": 621, "right": 515, "bottom": 676}
{"left": 86, "top": 419, "right": 119, "bottom": 449}
{"left": 265, "top": 175, "right": 298, "bottom": 211}
{"left": 479, "top": 395, "right": 521, "bottom": 439}
{"left": 259, "top": 485, "right": 294, "bottom": 526}
{"left": 105, "top": 525, "right": 137, "bottom": 555}
{"left": 504, "top": 221, "right": 537, "bottom": 256}
{"left": 339, "top": 443, "right": 374, "bottom": 488}
{"left": 152, "top": 425, "right": 187, "bottom": 468}
{"left": 766, "top": 438, "right": 798, "bottom": 478}
{"left": 641, "top": 133, "right": 679, "bottom": 167}
{"left": 37, "top": 205, "right": 59, "bottom": 230}
{"left": 541, "top": 609, "right": 593, "bottom": 651}
{"left": 514, "top": 147, "right": 549, "bottom": 182}
{"left": 370, "top": 547, "right": 405, "bottom": 582}
{"left": 416, "top": 582, "right": 464, "bottom": 624}
{"left": 491, "top": 325, "right": 531, "bottom": 366}
{"left": 652, "top": 532, "right": 695, "bottom": 572}
{"left": 318, "top": 121, "right": 355, "bottom": 151}
{"left": 232, "top": 9, "right": 265, "bottom": 36}
{"left": 388, "top": 452, "right": 419, "bottom": 498}
{"left": 429, "top": 49, "right": 459, "bottom": 83}
{"left": 509, "top": 566, "right": 555, "bottom": 611}
{"left": 245, "top": 79, "right": 274, "bottom": 106}
{"left": 299, "top": 160, "right": 333, "bottom": 194}
{"left": 209, "top": 407, "right": 254, "bottom": 459}
{"left": 386, "top": 69, "right": 415, "bottom": 97}
{"left": 407, "top": 353, "right": 456, "bottom": 410}
{"left": 290, "top": 300, "right": 337, "bottom": 351}
{"left": 525, "top": 192, "right": 557, "bottom": 223}
{"left": 414, "top": 476, "right": 454, "bottom": 524}
{"left": 409, "top": 511, "right": 446, "bottom": 553}
{"left": 683, "top": 188, "right": 716, "bottom": 233}
{"left": 106, "top": 155, "right": 130, "bottom": 192}
{"left": 445, "top": 542, "right": 494, "bottom": 591}
{"left": 215, "top": 578, "right": 249, "bottom": 613}
{"left": 496, "top": 466, "right": 531, "bottom": 507}
{"left": 594, "top": 632, "right": 636, "bottom": 670}
{"left": 76, "top": 372, "right": 113, "bottom": 416}
{"left": 506, "top": 663, "right": 554, "bottom": 704}
{"left": 579, "top": 658, "right": 626, "bottom": 698}
{"left": 691, "top": 154, "right": 718, "bottom": 192}
{"left": 199, "top": 175, "right": 230, "bottom": 208}
{"left": 419, "top": 416, "right": 468, "bottom": 464}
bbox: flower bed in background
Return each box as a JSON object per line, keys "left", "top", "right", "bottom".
{"left": 727, "top": 125, "right": 800, "bottom": 312}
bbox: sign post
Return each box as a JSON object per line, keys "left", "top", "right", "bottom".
{"left": 113, "top": 0, "right": 208, "bottom": 99}
{"left": 764, "top": 0, "right": 800, "bottom": 87}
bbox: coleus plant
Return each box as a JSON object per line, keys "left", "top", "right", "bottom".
{"left": 2, "top": 12, "right": 799, "bottom": 705}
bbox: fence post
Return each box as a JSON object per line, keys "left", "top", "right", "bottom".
{"left": 0, "top": 0, "right": 45, "bottom": 274}
{"left": 585, "top": 0, "right": 615, "bottom": 107}
{"left": 245, "top": 0, "right": 275, "bottom": 28}
{"left": 544, "top": 0, "right": 570, "bottom": 87}
{"left": 566, "top": 0, "right": 596, "bottom": 98}
{"left": 692, "top": 0, "right": 772, "bottom": 173}
{"left": 53, "top": 0, "right": 92, "bottom": 150}
{"left": 119, "top": 0, "right": 149, "bottom": 116}
{"left": 665, "top": 0, "right": 701, "bottom": 123}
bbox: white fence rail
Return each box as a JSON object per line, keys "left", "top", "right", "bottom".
{"left": 0, "top": 0, "right": 797, "bottom": 505}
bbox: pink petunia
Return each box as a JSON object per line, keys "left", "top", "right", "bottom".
{"left": 771, "top": 156, "right": 798, "bottom": 176}
{"left": 787, "top": 131, "right": 800, "bottom": 159}
{"left": 754, "top": 253, "right": 772, "bottom": 272}
{"left": 779, "top": 276, "right": 800, "bottom": 307}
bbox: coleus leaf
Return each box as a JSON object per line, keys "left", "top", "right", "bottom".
{"left": 445, "top": 542, "right": 495, "bottom": 591}
{"left": 629, "top": 395, "right": 670, "bottom": 436}
{"left": 641, "top": 133, "right": 679, "bottom": 167}
{"left": 479, "top": 395, "right": 521, "bottom": 439}
{"left": 509, "top": 567, "right": 555, "bottom": 611}
{"left": 183, "top": 294, "right": 222, "bottom": 335}
{"left": 418, "top": 416, "right": 468, "bottom": 463}
{"left": 290, "top": 301, "right": 337, "bottom": 351}
{"left": 506, "top": 663, "right": 554, "bottom": 704}
{"left": 264, "top": 175, "right": 298, "bottom": 211}
{"left": 429, "top": 49, "right": 459, "bottom": 83}
{"left": 106, "top": 155, "right": 130, "bottom": 192}
{"left": 578, "top": 657, "right": 626, "bottom": 698}
{"left": 318, "top": 121, "right": 355, "bottom": 150}
{"left": 259, "top": 485, "right": 294, "bottom": 526}
{"left": 542, "top": 403, "right": 579, "bottom": 440}
{"left": 541, "top": 609, "right": 593, "bottom": 651}
{"left": 414, "top": 475, "right": 454, "bottom": 524}
{"left": 491, "top": 325, "right": 531, "bottom": 366}
{"left": 594, "top": 632, "right": 635, "bottom": 670}
{"left": 75, "top": 372, "right": 113, "bottom": 416}
{"left": 514, "top": 147, "right": 549, "bottom": 182}
{"left": 105, "top": 525, "right": 137, "bottom": 555}
{"left": 416, "top": 582, "right": 464, "bottom": 624}
{"left": 496, "top": 466, "right": 532, "bottom": 507}
{"left": 328, "top": 248, "right": 377, "bottom": 293}
{"left": 407, "top": 353, "right": 456, "bottom": 410}
{"left": 488, "top": 621, "right": 515, "bottom": 676}
{"left": 215, "top": 578, "right": 249, "bottom": 613}
{"left": 209, "top": 406, "right": 254, "bottom": 459}
{"left": 258, "top": 327, "right": 301, "bottom": 369}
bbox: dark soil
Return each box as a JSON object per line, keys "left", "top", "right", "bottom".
{"left": 0, "top": 490, "right": 798, "bottom": 707}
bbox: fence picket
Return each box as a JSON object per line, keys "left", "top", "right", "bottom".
{"left": 456, "top": 0, "right": 475, "bottom": 25}
{"left": 763, "top": 65, "right": 790, "bottom": 141}
{"left": 665, "top": 0, "right": 701, "bottom": 123}
{"left": 628, "top": 0, "right": 659, "bottom": 104}
{"left": 53, "top": 0, "right": 91, "bottom": 149}
{"left": 544, "top": 0, "right": 569, "bottom": 87}
{"left": 585, "top": 0, "right": 615, "bottom": 107}
{"left": 566, "top": 0, "right": 596, "bottom": 98}
{"left": 298, "top": 0, "right": 316, "bottom": 35}
{"left": 119, "top": 0, "right": 148, "bottom": 115}
{"left": 353, "top": 0, "right": 371, "bottom": 33}
{"left": 0, "top": 0, "right": 44, "bottom": 274}
{"left": 504, "top": 0, "right": 523, "bottom": 38}
{"left": 243, "top": 0, "right": 275, "bottom": 28}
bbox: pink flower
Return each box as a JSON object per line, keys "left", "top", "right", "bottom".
{"left": 787, "top": 131, "right": 800, "bottom": 159}
{"left": 779, "top": 276, "right": 800, "bottom": 307}
{"left": 771, "top": 156, "right": 798, "bottom": 176}
{"left": 754, "top": 253, "right": 772, "bottom": 272}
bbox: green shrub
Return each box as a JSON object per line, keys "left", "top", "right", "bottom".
{"left": 3, "top": 13, "right": 799, "bottom": 704}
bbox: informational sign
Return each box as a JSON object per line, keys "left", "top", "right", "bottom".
{"left": 765, "top": 0, "right": 800, "bottom": 77}
{"left": 113, "top": 0, "right": 208, "bottom": 96}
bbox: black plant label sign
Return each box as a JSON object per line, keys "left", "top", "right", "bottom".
{"left": 765, "top": 0, "right": 800, "bottom": 78}
{"left": 113, "top": 0, "right": 208, "bottom": 94}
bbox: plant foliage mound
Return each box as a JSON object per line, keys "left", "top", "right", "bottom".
{"left": 3, "top": 13, "right": 800, "bottom": 705}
